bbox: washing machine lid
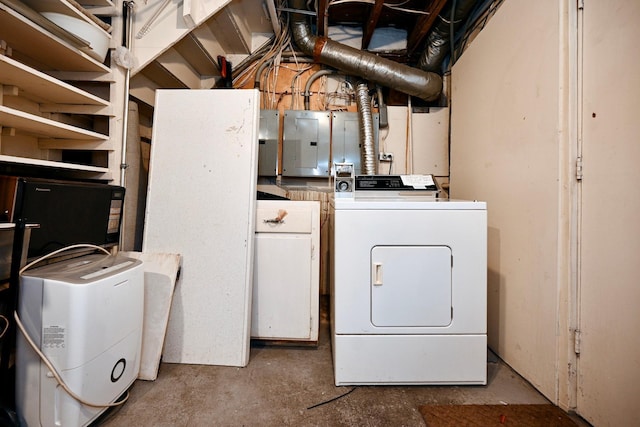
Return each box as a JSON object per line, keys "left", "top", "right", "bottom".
{"left": 21, "top": 253, "right": 142, "bottom": 284}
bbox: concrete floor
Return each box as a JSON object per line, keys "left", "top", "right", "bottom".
{"left": 100, "top": 307, "right": 587, "bottom": 427}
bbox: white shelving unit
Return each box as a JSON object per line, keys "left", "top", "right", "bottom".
{"left": 0, "top": 1, "right": 116, "bottom": 180}
{"left": 0, "top": 55, "right": 109, "bottom": 106}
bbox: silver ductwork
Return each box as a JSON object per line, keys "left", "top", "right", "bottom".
{"left": 355, "top": 82, "right": 376, "bottom": 175}
{"left": 288, "top": 0, "right": 442, "bottom": 101}
{"left": 417, "top": 0, "right": 477, "bottom": 73}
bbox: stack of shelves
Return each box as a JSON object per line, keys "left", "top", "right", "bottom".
{"left": 0, "top": 0, "right": 116, "bottom": 180}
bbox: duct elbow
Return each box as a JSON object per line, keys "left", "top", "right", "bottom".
{"left": 287, "top": 0, "right": 442, "bottom": 102}
{"left": 417, "top": 0, "right": 478, "bottom": 74}
{"left": 290, "top": 20, "right": 317, "bottom": 54}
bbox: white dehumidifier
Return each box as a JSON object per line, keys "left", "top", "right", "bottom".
{"left": 15, "top": 253, "right": 144, "bottom": 427}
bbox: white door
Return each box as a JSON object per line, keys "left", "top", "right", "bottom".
{"left": 578, "top": 1, "right": 640, "bottom": 425}
{"left": 371, "top": 245, "right": 452, "bottom": 327}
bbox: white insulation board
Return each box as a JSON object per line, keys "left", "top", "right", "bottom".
{"left": 143, "top": 89, "right": 260, "bottom": 367}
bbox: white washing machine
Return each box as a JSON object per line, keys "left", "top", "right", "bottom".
{"left": 330, "top": 173, "right": 487, "bottom": 385}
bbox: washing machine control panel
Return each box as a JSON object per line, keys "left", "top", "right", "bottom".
{"left": 334, "top": 163, "right": 440, "bottom": 198}
{"left": 354, "top": 175, "right": 438, "bottom": 191}
{"left": 352, "top": 175, "right": 440, "bottom": 198}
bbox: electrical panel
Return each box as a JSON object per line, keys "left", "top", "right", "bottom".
{"left": 282, "top": 111, "right": 331, "bottom": 177}
{"left": 332, "top": 111, "right": 379, "bottom": 175}
{"left": 258, "top": 110, "right": 279, "bottom": 176}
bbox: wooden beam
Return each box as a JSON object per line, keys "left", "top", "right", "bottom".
{"left": 158, "top": 48, "right": 202, "bottom": 89}
{"left": 362, "top": 0, "right": 384, "bottom": 50}
{"left": 190, "top": 25, "right": 224, "bottom": 76}
{"left": 317, "top": 0, "right": 328, "bottom": 36}
{"left": 130, "top": 74, "right": 159, "bottom": 107}
{"left": 407, "top": 0, "right": 449, "bottom": 55}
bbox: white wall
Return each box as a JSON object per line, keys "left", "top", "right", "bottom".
{"left": 378, "top": 106, "right": 449, "bottom": 177}
{"left": 449, "top": 0, "right": 570, "bottom": 403}
{"left": 412, "top": 108, "right": 449, "bottom": 177}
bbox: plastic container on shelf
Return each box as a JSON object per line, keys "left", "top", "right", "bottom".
{"left": 41, "top": 12, "right": 109, "bottom": 62}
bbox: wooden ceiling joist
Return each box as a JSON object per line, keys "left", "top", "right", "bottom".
{"left": 361, "top": 0, "right": 385, "bottom": 50}
{"left": 317, "top": 0, "right": 328, "bottom": 36}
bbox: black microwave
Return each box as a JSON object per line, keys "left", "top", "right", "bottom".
{"left": 0, "top": 176, "right": 125, "bottom": 259}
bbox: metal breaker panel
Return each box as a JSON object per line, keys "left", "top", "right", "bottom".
{"left": 332, "top": 111, "right": 379, "bottom": 175}
{"left": 258, "top": 110, "right": 279, "bottom": 176}
{"left": 282, "top": 110, "right": 331, "bottom": 177}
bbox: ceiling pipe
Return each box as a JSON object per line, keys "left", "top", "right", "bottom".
{"left": 287, "top": 0, "right": 442, "bottom": 102}
{"left": 355, "top": 82, "right": 376, "bottom": 175}
{"left": 375, "top": 85, "right": 388, "bottom": 128}
{"left": 417, "top": 0, "right": 477, "bottom": 73}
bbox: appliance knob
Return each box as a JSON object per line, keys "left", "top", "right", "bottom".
{"left": 337, "top": 180, "right": 351, "bottom": 192}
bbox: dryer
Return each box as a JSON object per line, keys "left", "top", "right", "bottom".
{"left": 330, "top": 173, "right": 487, "bottom": 385}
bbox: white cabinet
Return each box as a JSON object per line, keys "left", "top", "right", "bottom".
{"left": 252, "top": 200, "right": 320, "bottom": 343}
{"left": 0, "top": 2, "right": 115, "bottom": 180}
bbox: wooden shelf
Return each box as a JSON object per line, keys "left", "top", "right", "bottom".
{"left": 0, "top": 55, "right": 109, "bottom": 106}
{"left": 0, "top": 105, "right": 108, "bottom": 140}
{"left": 0, "top": 1, "right": 117, "bottom": 180}
{"left": 0, "top": 154, "right": 111, "bottom": 175}
{"left": 0, "top": 4, "right": 110, "bottom": 73}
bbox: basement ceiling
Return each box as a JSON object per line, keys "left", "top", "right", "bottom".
{"left": 129, "top": 0, "right": 501, "bottom": 107}
{"left": 316, "top": 0, "right": 449, "bottom": 57}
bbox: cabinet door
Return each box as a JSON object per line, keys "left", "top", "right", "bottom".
{"left": 371, "top": 246, "right": 452, "bottom": 327}
{"left": 252, "top": 234, "right": 312, "bottom": 339}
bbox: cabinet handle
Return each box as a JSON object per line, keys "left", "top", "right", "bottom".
{"left": 263, "top": 209, "right": 288, "bottom": 224}
{"left": 263, "top": 218, "right": 284, "bottom": 224}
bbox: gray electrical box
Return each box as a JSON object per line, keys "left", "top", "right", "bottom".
{"left": 332, "top": 111, "right": 379, "bottom": 175}
{"left": 282, "top": 110, "right": 331, "bottom": 177}
{"left": 258, "top": 110, "right": 279, "bottom": 176}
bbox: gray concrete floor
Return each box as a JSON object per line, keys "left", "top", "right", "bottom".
{"left": 100, "top": 303, "right": 588, "bottom": 426}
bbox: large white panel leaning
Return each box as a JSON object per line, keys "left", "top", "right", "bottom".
{"left": 144, "top": 89, "right": 260, "bottom": 367}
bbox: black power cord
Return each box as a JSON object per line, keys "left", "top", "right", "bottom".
{"left": 307, "top": 387, "right": 358, "bottom": 410}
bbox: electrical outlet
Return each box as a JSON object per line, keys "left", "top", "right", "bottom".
{"left": 378, "top": 152, "right": 394, "bottom": 161}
